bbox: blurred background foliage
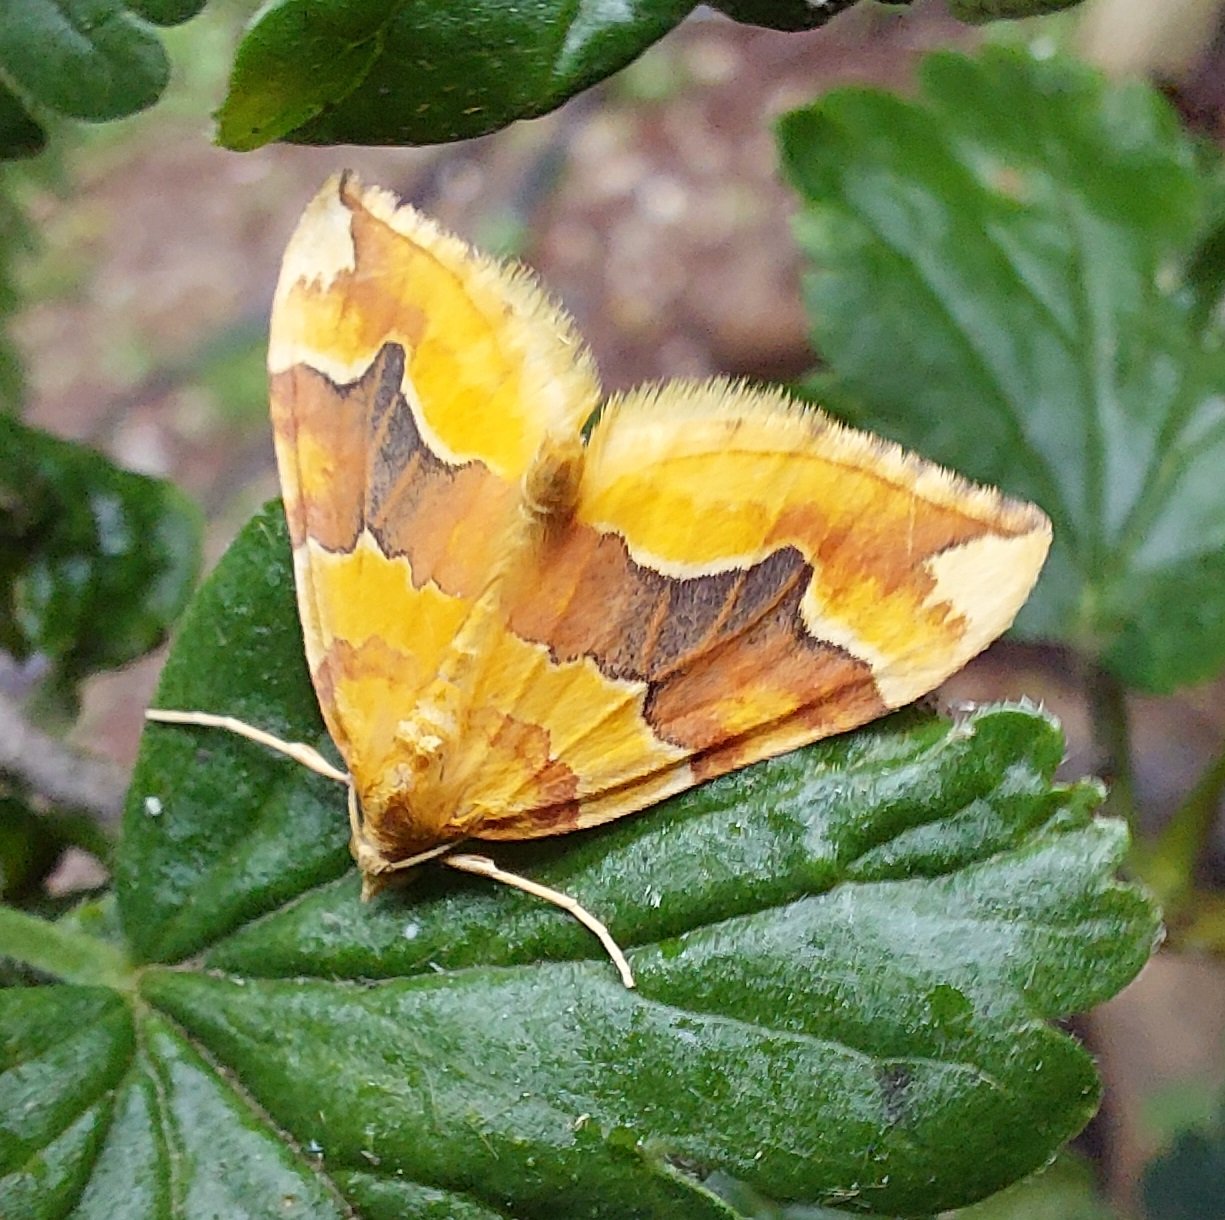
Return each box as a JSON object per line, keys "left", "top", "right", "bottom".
{"left": 1, "top": 0, "right": 1225, "bottom": 1215}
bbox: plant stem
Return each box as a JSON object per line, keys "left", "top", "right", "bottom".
{"left": 1083, "top": 659, "right": 1139, "bottom": 828}
{"left": 0, "top": 903, "right": 130, "bottom": 989}
{"left": 1140, "top": 740, "right": 1225, "bottom": 914}
{"left": 1183, "top": 893, "right": 1225, "bottom": 952}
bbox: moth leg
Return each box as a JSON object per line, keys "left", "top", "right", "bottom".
{"left": 145, "top": 709, "right": 350, "bottom": 785}
{"left": 347, "top": 783, "right": 362, "bottom": 839}
{"left": 442, "top": 853, "right": 636, "bottom": 989}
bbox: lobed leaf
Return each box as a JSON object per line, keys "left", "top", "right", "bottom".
{"left": 0, "top": 502, "right": 1160, "bottom": 1216}
{"left": 780, "top": 47, "right": 1225, "bottom": 693}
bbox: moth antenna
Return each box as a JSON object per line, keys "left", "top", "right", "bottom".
{"left": 443, "top": 853, "right": 636, "bottom": 989}
{"left": 145, "top": 709, "right": 350, "bottom": 785}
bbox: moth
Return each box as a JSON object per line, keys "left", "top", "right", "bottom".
{"left": 150, "top": 173, "right": 1051, "bottom": 987}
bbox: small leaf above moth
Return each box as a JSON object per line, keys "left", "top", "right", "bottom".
{"left": 148, "top": 172, "right": 1050, "bottom": 985}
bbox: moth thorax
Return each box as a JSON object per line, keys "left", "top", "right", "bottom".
{"left": 389, "top": 708, "right": 453, "bottom": 781}
{"left": 522, "top": 432, "right": 584, "bottom": 524}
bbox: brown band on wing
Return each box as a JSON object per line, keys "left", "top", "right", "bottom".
{"left": 271, "top": 345, "right": 406, "bottom": 552}
{"left": 506, "top": 529, "right": 789, "bottom": 684}
{"left": 507, "top": 526, "right": 669, "bottom": 681}
{"left": 351, "top": 345, "right": 519, "bottom": 597}
{"left": 370, "top": 445, "right": 516, "bottom": 602}
{"left": 644, "top": 591, "right": 885, "bottom": 752}
{"left": 507, "top": 523, "right": 885, "bottom": 751}
{"left": 650, "top": 548, "right": 808, "bottom": 681}
{"left": 272, "top": 342, "right": 517, "bottom": 598}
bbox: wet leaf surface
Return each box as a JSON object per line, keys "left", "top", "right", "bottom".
{"left": 0, "top": 504, "right": 1159, "bottom": 1216}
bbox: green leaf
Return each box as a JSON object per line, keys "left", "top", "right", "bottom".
{"left": 780, "top": 47, "right": 1225, "bottom": 694}
{"left": 1182, "top": 151, "right": 1225, "bottom": 334}
{"left": 117, "top": 508, "right": 348, "bottom": 965}
{"left": 3, "top": 503, "right": 1135, "bottom": 1215}
{"left": 945, "top": 0, "right": 1084, "bottom": 19}
{"left": 949, "top": 1154, "right": 1117, "bottom": 1219}
{"left": 0, "top": 986, "right": 133, "bottom": 1211}
{"left": 0, "top": 0, "right": 204, "bottom": 153}
{"left": 0, "top": 904, "right": 129, "bottom": 989}
{"left": 0, "top": 1, "right": 171, "bottom": 122}
{"left": 0, "top": 793, "right": 68, "bottom": 901}
{"left": 0, "top": 415, "right": 202, "bottom": 701}
{"left": 215, "top": 0, "right": 1099, "bottom": 152}
{"left": 703, "top": 1154, "right": 1117, "bottom": 1219}
{"left": 1142, "top": 1101, "right": 1225, "bottom": 1220}
{"left": 217, "top": 0, "right": 698, "bottom": 151}
{"left": 125, "top": 0, "right": 207, "bottom": 23}
{"left": 0, "top": 81, "right": 46, "bottom": 161}
{"left": 706, "top": 1, "right": 863, "bottom": 32}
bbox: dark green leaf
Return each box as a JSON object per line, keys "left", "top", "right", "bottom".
{"left": 217, "top": 0, "right": 696, "bottom": 150}
{"left": 0, "top": 415, "right": 202, "bottom": 700}
{"left": 780, "top": 47, "right": 1225, "bottom": 693}
{"left": 215, "top": 0, "right": 1102, "bottom": 152}
{"left": 708, "top": 1, "right": 864, "bottom": 31}
{"left": 689, "top": 1154, "right": 1117, "bottom": 1219}
{"left": 0, "top": 1, "right": 170, "bottom": 122}
{"left": 0, "top": 792, "right": 67, "bottom": 901}
{"left": 213, "top": 0, "right": 390, "bottom": 153}
{"left": 0, "top": 986, "right": 132, "bottom": 1210}
{"left": 0, "top": 505, "right": 1158, "bottom": 1215}
{"left": 125, "top": 0, "right": 207, "bottom": 24}
{"left": 945, "top": 0, "right": 1084, "bottom": 19}
{"left": 37, "top": 502, "right": 1155, "bottom": 1215}
{"left": 1142, "top": 1103, "right": 1225, "bottom": 1220}
{"left": 117, "top": 507, "right": 348, "bottom": 965}
{"left": 0, "top": 82, "right": 46, "bottom": 161}
{"left": 1182, "top": 150, "right": 1225, "bottom": 334}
